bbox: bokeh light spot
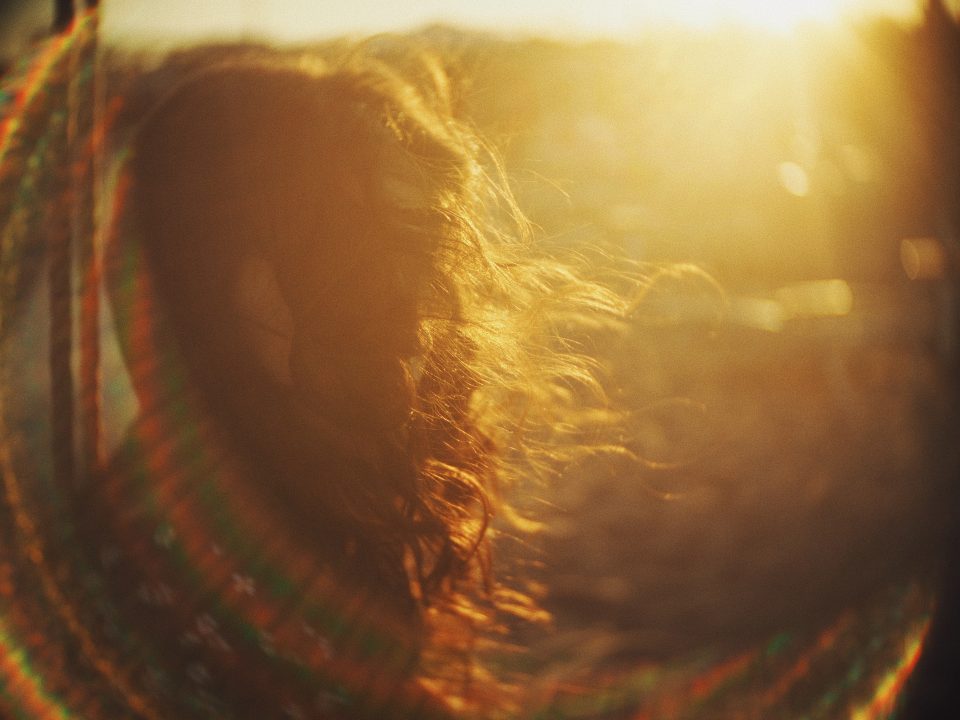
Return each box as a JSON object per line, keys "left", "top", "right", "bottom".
{"left": 778, "top": 161, "right": 810, "bottom": 197}
{"left": 900, "top": 237, "right": 948, "bottom": 281}
{"left": 775, "top": 279, "right": 854, "bottom": 318}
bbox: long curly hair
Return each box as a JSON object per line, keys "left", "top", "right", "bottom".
{"left": 122, "top": 41, "right": 629, "bottom": 711}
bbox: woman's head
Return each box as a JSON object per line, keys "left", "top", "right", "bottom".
{"left": 131, "top": 53, "right": 468, "bottom": 433}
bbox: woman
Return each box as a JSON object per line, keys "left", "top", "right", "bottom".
{"left": 71, "top": 41, "right": 625, "bottom": 719}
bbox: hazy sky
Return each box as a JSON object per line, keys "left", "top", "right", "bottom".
{"left": 99, "top": 0, "right": 928, "bottom": 46}
{"left": 0, "top": 0, "right": 947, "bottom": 59}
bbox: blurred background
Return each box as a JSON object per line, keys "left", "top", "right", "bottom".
{"left": 2, "top": 1, "right": 959, "bottom": 718}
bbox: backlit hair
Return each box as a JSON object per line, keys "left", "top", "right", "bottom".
{"left": 124, "top": 41, "right": 628, "bottom": 710}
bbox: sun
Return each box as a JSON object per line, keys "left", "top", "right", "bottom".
{"left": 645, "top": 0, "right": 920, "bottom": 33}
{"left": 718, "top": 0, "right": 854, "bottom": 31}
